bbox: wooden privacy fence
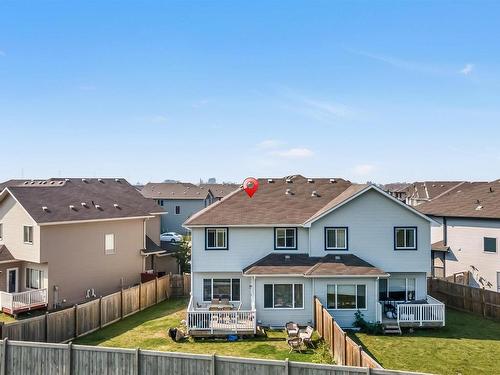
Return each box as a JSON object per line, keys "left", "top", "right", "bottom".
{"left": 428, "top": 277, "right": 499, "bottom": 321}
{"left": 0, "top": 339, "right": 431, "bottom": 375}
{"left": 314, "top": 297, "right": 382, "bottom": 369}
{"left": 0, "top": 274, "right": 191, "bottom": 343}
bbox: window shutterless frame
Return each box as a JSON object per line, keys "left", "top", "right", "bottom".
{"left": 263, "top": 283, "right": 304, "bottom": 309}
{"left": 324, "top": 227, "right": 348, "bottom": 250}
{"left": 23, "top": 225, "right": 33, "bottom": 245}
{"left": 203, "top": 278, "right": 240, "bottom": 302}
{"left": 326, "top": 283, "right": 367, "bottom": 310}
{"left": 394, "top": 226, "right": 417, "bottom": 250}
{"left": 205, "top": 227, "right": 229, "bottom": 250}
{"left": 273, "top": 227, "right": 298, "bottom": 250}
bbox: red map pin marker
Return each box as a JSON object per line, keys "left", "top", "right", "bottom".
{"left": 243, "top": 177, "right": 259, "bottom": 198}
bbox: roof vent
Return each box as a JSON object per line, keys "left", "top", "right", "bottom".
{"left": 69, "top": 205, "right": 76, "bottom": 211}
{"left": 23, "top": 181, "right": 29, "bottom": 185}
{"left": 81, "top": 202, "right": 88, "bottom": 208}
{"left": 432, "top": 184, "right": 436, "bottom": 187}
{"left": 476, "top": 205, "right": 483, "bottom": 211}
{"left": 82, "top": 178, "right": 88, "bottom": 183}
{"left": 42, "top": 206, "right": 49, "bottom": 212}
{"left": 95, "top": 204, "right": 102, "bottom": 210}
{"left": 285, "top": 189, "right": 293, "bottom": 195}
{"left": 30, "top": 181, "right": 35, "bottom": 185}
{"left": 475, "top": 199, "right": 481, "bottom": 204}
{"left": 307, "top": 178, "right": 314, "bottom": 183}
{"left": 98, "top": 178, "right": 104, "bottom": 183}
{"left": 113, "top": 203, "right": 120, "bottom": 209}
{"left": 58, "top": 181, "right": 64, "bottom": 185}
{"left": 285, "top": 178, "right": 293, "bottom": 184}
{"left": 489, "top": 187, "right": 494, "bottom": 193}
{"left": 311, "top": 190, "right": 320, "bottom": 197}
{"left": 329, "top": 179, "right": 337, "bottom": 184}
{"left": 50, "top": 181, "right": 55, "bottom": 185}
{"left": 115, "top": 178, "right": 121, "bottom": 183}
{"left": 267, "top": 179, "right": 274, "bottom": 183}
{"left": 42, "top": 181, "right": 48, "bottom": 185}
{"left": 65, "top": 178, "right": 70, "bottom": 182}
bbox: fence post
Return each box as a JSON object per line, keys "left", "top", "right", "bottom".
{"left": 0, "top": 338, "right": 7, "bottom": 375}
{"left": 0, "top": 322, "right": 3, "bottom": 341}
{"left": 211, "top": 353, "right": 216, "bottom": 375}
{"left": 330, "top": 316, "right": 335, "bottom": 356}
{"left": 136, "top": 348, "right": 141, "bottom": 375}
{"left": 139, "top": 282, "right": 143, "bottom": 311}
{"left": 120, "top": 288, "right": 124, "bottom": 320}
{"left": 99, "top": 296, "right": 103, "bottom": 329}
{"left": 480, "top": 288, "right": 486, "bottom": 317}
{"left": 342, "top": 331, "right": 347, "bottom": 366}
{"left": 284, "top": 358, "right": 289, "bottom": 375}
{"left": 357, "top": 345, "right": 362, "bottom": 367}
{"left": 45, "top": 311, "right": 49, "bottom": 342}
{"left": 66, "top": 342, "right": 72, "bottom": 375}
{"left": 155, "top": 277, "right": 159, "bottom": 304}
{"left": 73, "top": 305, "right": 78, "bottom": 338}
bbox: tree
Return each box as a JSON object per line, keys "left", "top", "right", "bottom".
{"left": 174, "top": 239, "right": 191, "bottom": 273}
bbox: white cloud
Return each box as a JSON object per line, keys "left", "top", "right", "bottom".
{"left": 460, "top": 63, "right": 474, "bottom": 75}
{"left": 256, "top": 139, "right": 283, "bottom": 149}
{"left": 352, "top": 164, "right": 375, "bottom": 176}
{"left": 272, "top": 148, "right": 314, "bottom": 159}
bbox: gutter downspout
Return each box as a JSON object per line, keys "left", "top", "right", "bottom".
{"left": 442, "top": 217, "right": 448, "bottom": 246}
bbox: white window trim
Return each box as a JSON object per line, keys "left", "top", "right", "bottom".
{"left": 483, "top": 237, "right": 497, "bottom": 253}
{"left": 105, "top": 233, "right": 116, "bottom": 255}
{"left": 6, "top": 267, "right": 19, "bottom": 293}
{"left": 23, "top": 225, "right": 33, "bottom": 245}
{"left": 203, "top": 278, "right": 240, "bottom": 302}
{"left": 326, "top": 284, "right": 368, "bottom": 311}
{"left": 380, "top": 277, "right": 417, "bottom": 301}
{"left": 395, "top": 227, "right": 417, "bottom": 250}
{"left": 206, "top": 228, "right": 228, "bottom": 250}
{"left": 274, "top": 228, "right": 297, "bottom": 249}
{"left": 263, "top": 283, "right": 304, "bottom": 310}
{"left": 325, "top": 227, "right": 348, "bottom": 250}
{"left": 25, "top": 267, "right": 44, "bottom": 290}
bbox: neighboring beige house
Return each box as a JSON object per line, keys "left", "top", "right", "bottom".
{"left": 0, "top": 178, "right": 176, "bottom": 315}
{"left": 417, "top": 180, "right": 500, "bottom": 292}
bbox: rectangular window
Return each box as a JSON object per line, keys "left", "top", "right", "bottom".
{"left": 395, "top": 227, "right": 417, "bottom": 250}
{"left": 0, "top": 223, "right": 3, "bottom": 241}
{"left": 23, "top": 226, "right": 33, "bottom": 244}
{"left": 326, "top": 284, "right": 366, "bottom": 310}
{"left": 175, "top": 205, "right": 181, "bottom": 215}
{"left": 26, "top": 268, "right": 43, "bottom": 289}
{"left": 275, "top": 228, "right": 297, "bottom": 249}
{"left": 202, "top": 278, "right": 240, "bottom": 301}
{"left": 263, "top": 283, "right": 304, "bottom": 309}
{"left": 158, "top": 200, "right": 164, "bottom": 206}
{"left": 105, "top": 234, "right": 115, "bottom": 254}
{"left": 206, "top": 228, "right": 228, "bottom": 249}
{"left": 380, "top": 278, "right": 416, "bottom": 301}
{"left": 484, "top": 237, "right": 497, "bottom": 253}
{"left": 325, "top": 227, "right": 348, "bottom": 250}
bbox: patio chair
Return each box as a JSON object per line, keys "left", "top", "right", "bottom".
{"left": 221, "top": 298, "right": 230, "bottom": 305}
{"left": 287, "top": 337, "right": 303, "bottom": 353}
{"left": 299, "top": 326, "right": 314, "bottom": 348}
{"left": 285, "top": 322, "right": 299, "bottom": 337}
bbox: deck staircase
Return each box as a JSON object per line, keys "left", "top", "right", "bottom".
{"left": 382, "top": 323, "right": 402, "bottom": 335}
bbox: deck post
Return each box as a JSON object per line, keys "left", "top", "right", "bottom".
{"left": 419, "top": 305, "right": 423, "bottom": 326}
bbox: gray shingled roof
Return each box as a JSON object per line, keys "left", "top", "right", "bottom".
{"left": 199, "top": 183, "right": 240, "bottom": 199}
{"left": 0, "top": 178, "right": 161, "bottom": 224}
{"left": 141, "top": 182, "right": 212, "bottom": 200}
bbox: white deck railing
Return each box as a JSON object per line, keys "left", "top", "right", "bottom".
{"left": 0, "top": 289, "right": 48, "bottom": 313}
{"left": 187, "top": 310, "right": 256, "bottom": 334}
{"left": 397, "top": 295, "right": 445, "bottom": 326}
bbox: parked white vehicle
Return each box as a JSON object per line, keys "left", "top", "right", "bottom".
{"left": 160, "top": 232, "right": 183, "bottom": 243}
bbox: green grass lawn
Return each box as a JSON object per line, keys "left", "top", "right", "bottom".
{"left": 75, "top": 297, "right": 331, "bottom": 363}
{"left": 350, "top": 308, "right": 500, "bottom": 375}
{"left": 0, "top": 313, "right": 15, "bottom": 323}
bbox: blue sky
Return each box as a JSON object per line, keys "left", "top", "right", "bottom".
{"left": 1, "top": 1, "right": 499, "bottom": 184}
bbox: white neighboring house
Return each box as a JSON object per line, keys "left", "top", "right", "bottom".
{"left": 184, "top": 175, "right": 445, "bottom": 336}
{"left": 417, "top": 181, "right": 500, "bottom": 292}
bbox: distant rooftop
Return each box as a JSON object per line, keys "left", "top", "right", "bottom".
{"left": 0, "top": 178, "right": 161, "bottom": 224}
{"left": 140, "top": 182, "right": 212, "bottom": 200}
{"left": 199, "top": 183, "right": 240, "bottom": 199}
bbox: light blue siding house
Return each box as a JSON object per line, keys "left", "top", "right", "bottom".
{"left": 184, "top": 175, "right": 445, "bottom": 336}
{"left": 141, "top": 183, "right": 213, "bottom": 235}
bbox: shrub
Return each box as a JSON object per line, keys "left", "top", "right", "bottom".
{"left": 354, "top": 310, "right": 383, "bottom": 335}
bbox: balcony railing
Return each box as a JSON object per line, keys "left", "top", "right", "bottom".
{"left": 187, "top": 297, "right": 256, "bottom": 335}
{"left": 377, "top": 295, "right": 445, "bottom": 327}
{"left": 0, "top": 289, "right": 48, "bottom": 315}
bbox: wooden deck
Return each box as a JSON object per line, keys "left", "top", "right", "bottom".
{"left": 0, "top": 289, "right": 48, "bottom": 316}
{"left": 187, "top": 308, "right": 257, "bottom": 337}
